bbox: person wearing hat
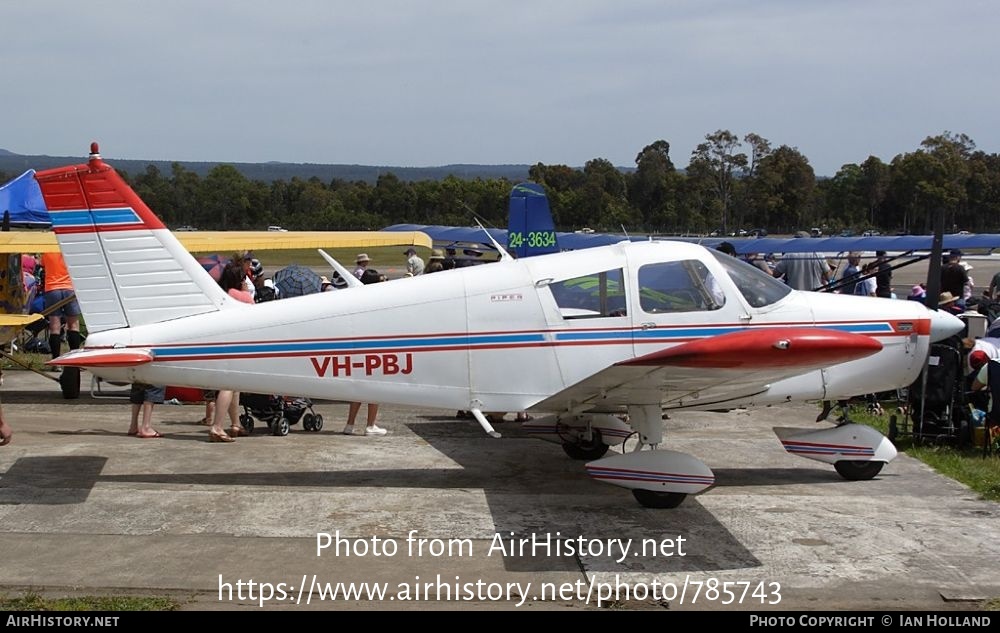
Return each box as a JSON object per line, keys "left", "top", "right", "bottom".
{"left": 425, "top": 249, "right": 445, "bottom": 274}
{"left": 940, "top": 249, "right": 968, "bottom": 309}
{"left": 320, "top": 275, "right": 335, "bottom": 292}
{"left": 353, "top": 253, "right": 371, "bottom": 280}
{"left": 907, "top": 284, "right": 927, "bottom": 302}
{"left": 404, "top": 247, "right": 425, "bottom": 276}
{"left": 938, "top": 291, "right": 963, "bottom": 315}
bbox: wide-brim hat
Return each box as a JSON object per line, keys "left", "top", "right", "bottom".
{"left": 429, "top": 249, "right": 444, "bottom": 261}
{"left": 938, "top": 291, "right": 959, "bottom": 305}
{"left": 356, "top": 253, "right": 370, "bottom": 263}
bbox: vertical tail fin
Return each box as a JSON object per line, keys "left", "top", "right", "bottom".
{"left": 34, "top": 143, "right": 228, "bottom": 333}
{"left": 506, "top": 182, "right": 558, "bottom": 258}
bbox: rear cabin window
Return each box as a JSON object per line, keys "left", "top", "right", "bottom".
{"left": 549, "top": 269, "right": 627, "bottom": 319}
{"left": 637, "top": 260, "right": 725, "bottom": 313}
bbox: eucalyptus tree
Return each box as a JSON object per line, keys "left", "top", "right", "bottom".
{"left": 688, "top": 130, "right": 747, "bottom": 234}
{"left": 629, "top": 140, "right": 681, "bottom": 232}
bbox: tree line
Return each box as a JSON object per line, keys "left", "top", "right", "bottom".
{"left": 5, "top": 130, "right": 998, "bottom": 235}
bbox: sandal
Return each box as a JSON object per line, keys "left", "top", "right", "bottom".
{"left": 209, "top": 430, "right": 235, "bottom": 443}
{"left": 137, "top": 430, "right": 163, "bottom": 439}
{"left": 228, "top": 426, "right": 249, "bottom": 437}
{"left": 195, "top": 417, "right": 212, "bottom": 426}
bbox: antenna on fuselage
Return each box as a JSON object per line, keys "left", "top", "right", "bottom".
{"left": 475, "top": 219, "right": 513, "bottom": 262}
{"left": 317, "top": 249, "right": 363, "bottom": 288}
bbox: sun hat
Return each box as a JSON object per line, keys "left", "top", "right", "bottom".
{"left": 429, "top": 249, "right": 444, "bottom": 261}
{"left": 938, "top": 291, "right": 959, "bottom": 305}
{"left": 356, "top": 253, "right": 370, "bottom": 263}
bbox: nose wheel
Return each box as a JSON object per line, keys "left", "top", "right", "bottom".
{"left": 632, "top": 489, "right": 687, "bottom": 509}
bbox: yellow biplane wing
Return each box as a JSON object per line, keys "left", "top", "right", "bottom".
{"left": 0, "top": 314, "right": 42, "bottom": 327}
{"left": 0, "top": 230, "right": 432, "bottom": 254}
{"left": 172, "top": 230, "right": 431, "bottom": 253}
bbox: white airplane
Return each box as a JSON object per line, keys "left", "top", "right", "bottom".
{"left": 37, "top": 144, "right": 964, "bottom": 508}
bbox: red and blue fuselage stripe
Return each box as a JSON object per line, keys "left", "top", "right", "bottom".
{"left": 124, "top": 319, "right": 911, "bottom": 362}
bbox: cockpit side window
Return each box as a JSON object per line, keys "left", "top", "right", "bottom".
{"left": 549, "top": 268, "right": 627, "bottom": 319}
{"left": 710, "top": 251, "right": 792, "bottom": 308}
{"left": 637, "top": 260, "right": 724, "bottom": 313}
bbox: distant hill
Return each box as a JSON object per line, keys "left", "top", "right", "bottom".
{"left": 0, "top": 150, "right": 534, "bottom": 184}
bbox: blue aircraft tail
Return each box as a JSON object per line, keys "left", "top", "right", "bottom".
{"left": 506, "top": 182, "right": 558, "bottom": 258}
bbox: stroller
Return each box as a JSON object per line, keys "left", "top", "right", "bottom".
{"left": 888, "top": 337, "right": 973, "bottom": 446}
{"left": 238, "top": 392, "right": 324, "bottom": 436}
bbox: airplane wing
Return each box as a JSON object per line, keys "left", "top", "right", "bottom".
{"left": 0, "top": 230, "right": 431, "bottom": 254}
{"left": 532, "top": 328, "right": 883, "bottom": 412}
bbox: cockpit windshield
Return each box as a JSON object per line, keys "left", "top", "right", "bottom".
{"left": 710, "top": 251, "right": 792, "bottom": 308}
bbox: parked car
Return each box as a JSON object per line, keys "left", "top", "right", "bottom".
{"left": 748, "top": 228, "right": 768, "bottom": 238}
{"left": 267, "top": 225, "right": 288, "bottom": 232}
{"left": 174, "top": 225, "right": 198, "bottom": 232}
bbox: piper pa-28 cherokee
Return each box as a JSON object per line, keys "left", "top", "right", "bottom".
{"left": 35, "top": 144, "right": 964, "bottom": 508}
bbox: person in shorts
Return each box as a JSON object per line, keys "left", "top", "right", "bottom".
{"left": 128, "top": 383, "right": 165, "bottom": 438}
{"left": 41, "top": 252, "right": 84, "bottom": 365}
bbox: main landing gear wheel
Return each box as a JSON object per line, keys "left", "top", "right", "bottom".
{"left": 632, "top": 489, "right": 687, "bottom": 509}
{"left": 834, "top": 460, "right": 884, "bottom": 481}
{"left": 561, "top": 430, "right": 610, "bottom": 460}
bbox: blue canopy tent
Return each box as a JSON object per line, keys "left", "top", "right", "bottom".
{"left": 0, "top": 170, "right": 51, "bottom": 228}
{"left": 382, "top": 223, "right": 1000, "bottom": 257}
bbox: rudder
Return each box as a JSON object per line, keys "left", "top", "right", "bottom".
{"left": 34, "top": 143, "right": 229, "bottom": 334}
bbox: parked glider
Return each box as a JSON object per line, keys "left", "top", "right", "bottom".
{"left": 35, "top": 145, "right": 965, "bottom": 508}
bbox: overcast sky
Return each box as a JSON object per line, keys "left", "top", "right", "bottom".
{"left": 4, "top": 1, "right": 996, "bottom": 176}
